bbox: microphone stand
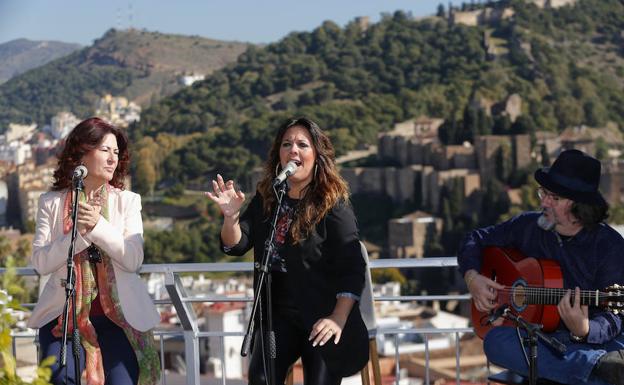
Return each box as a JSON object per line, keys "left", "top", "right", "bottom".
{"left": 59, "top": 175, "right": 83, "bottom": 385}
{"left": 241, "top": 180, "right": 289, "bottom": 385}
{"left": 502, "top": 308, "right": 566, "bottom": 385}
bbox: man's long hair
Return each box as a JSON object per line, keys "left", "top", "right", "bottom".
{"left": 257, "top": 117, "right": 349, "bottom": 244}
{"left": 571, "top": 201, "right": 609, "bottom": 230}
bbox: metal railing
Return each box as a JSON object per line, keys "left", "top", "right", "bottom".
{"left": 4, "top": 258, "right": 476, "bottom": 385}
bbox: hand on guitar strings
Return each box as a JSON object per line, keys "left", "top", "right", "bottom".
{"left": 558, "top": 287, "right": 590, "bottom": 339}
{"left": 465, "top": 269, "right": 505, "bottom": 313}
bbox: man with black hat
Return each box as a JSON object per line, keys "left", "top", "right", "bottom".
{"left": 458, "top": 149, "right": 624, "bottom": 384}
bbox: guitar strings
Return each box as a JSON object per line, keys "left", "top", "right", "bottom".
{"left": 494, "top": 287, "right": 617, "bottom": 304}
{"left": 496, "top": 287, "right": 612, "bottom": 297}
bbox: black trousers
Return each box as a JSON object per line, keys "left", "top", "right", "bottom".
{"left": 248, "top": 272, "right": 341, "bottom": 385}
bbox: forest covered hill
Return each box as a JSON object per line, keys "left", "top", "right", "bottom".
{"left": 130, "top": 0, "right": 624, "bottom": 195}
{"left": 0, "top": 29, "right": 250, "bottom": 127}
{"left": 127, "top": 0, "right": 624, "bottom": 265}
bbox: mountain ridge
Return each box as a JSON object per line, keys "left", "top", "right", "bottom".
{"left": 0, "top": 38, "right": 82, "bottom": 84}
{"left": 0, "top": 29, "right": 251, "bottom": 126}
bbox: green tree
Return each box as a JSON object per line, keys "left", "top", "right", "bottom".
{"left": 1, "top": 256, "right": 27, "bottom": 303}
{"left": 594, "top": 137, "right": 609, "bottom": 161}
{"left": 493, "top": 115, "right": 512, "bottom": 135}
{"left": 540, "top": 145, "right": 551, "bottom": 167}
{"left": 328, "top": 128, "right": 357, "bottom": 157}
{"left": 555, "top": 97, "right": 584, "bottom": 129}
{"left": 480, "top": 179, "right": 511, "bottom": 226}
{"left": 436, "top": 4, "right": 446, "bottom": 17}
{"left": 609, "top": 205, "right": 624, "bottom": 225}
{"left": 510, "top": 115, "right": 536, "bottom": 135}
{"left": 0, "top": 286, "right": 54, "bottom": 384}
{"left": 495, "top": 144, "right": 513, "bottom": 183}
{"left": 584, "top": 99, "right": 608, "bottom": 127}
{"left": 371, "top": 268, "right": 407, "bottom": 285}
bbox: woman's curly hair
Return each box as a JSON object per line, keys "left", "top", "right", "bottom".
{"left": 257, "top": 117, "right": 349, "bottom": 244}
{"left": 52, "top": 117, "right": 130, "bottom": 191}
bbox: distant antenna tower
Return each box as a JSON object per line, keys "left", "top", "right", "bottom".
{"left": 116, "top": 7, "right": 123, "bottom": 30}
{"left": 128, "top": 2, "right": 134, "bottom": 29}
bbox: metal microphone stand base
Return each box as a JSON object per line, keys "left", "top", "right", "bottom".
{"left": 501, "top": 309, "right": 566, "bottom": 385}
{"left": 240, "top": 181, "right": 289, "bottom": 385}
{"left": 60, "top": 176, "right": 84, "bottom": 385}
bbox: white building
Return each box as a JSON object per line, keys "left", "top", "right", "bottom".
{"left": 19, "top": 189, "right": 46, "bottom": 226}
{"left": 0, "top": 180, "right": 7, "bottom": 226}
{"left": 205, "top": 302, "right": 247, "bottom": 379}
{"left": 0, "top": 142, "right": 32, "bottom": 165}
{"left": 179, "top": 73, "right": 205, "bottom": 86}
{"left": 5, "top": 123, "right": 36, "bottom": 143}
{"left": 375, "top": 310, "right": 469, "bottom": 356}
{"left": 373, "top": 281, "right": 402, "bottom": 311}
{"left": 17, "top": 161, "right": 55, "bottom": 225}
{"left": 50, "top": 111, "right": 80, "bottom": 139}
{"left": 94, "top": 94, "right": 141, "bottom": 128}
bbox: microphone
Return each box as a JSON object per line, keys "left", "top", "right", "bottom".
{"left": 73, "top": 165, "right": 88, "bottom": 179}
{"left": 272, "top": 161, "right": 298, "bottom": 187}
{"left": 486, "top": 304, "right": 509, "bottom": 325}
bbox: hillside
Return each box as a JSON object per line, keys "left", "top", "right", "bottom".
{"left": 0, "top": 38, "right": 81, "bottom": 84}
{"left": 130, "top": 0, "right": 624, "bottom": 195}
{"left": 0, "top": 29, "right": 250, "bottom": 127}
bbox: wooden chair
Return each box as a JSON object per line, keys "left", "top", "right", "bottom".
{"left": 286, "top": 242, "right": 381, "bottom": 385}
{"left": 358, "top": 241, "right": 382, "bottom": 385}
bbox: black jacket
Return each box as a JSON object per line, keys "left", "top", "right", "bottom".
{"left": 223, "top": 192, "right": 369, "bottom": 377}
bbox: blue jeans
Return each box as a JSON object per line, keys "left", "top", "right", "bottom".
{"left": 39, "top": 315, "right": 139, "bottom": 385}
{"left": 484, "top": 326, "right": 624, "bottom": 384}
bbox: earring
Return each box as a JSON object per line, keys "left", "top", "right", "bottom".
{"left": 275, "top": 163, "right": 281, "bottom": 177}
{"left": 314, "top": 163, "right": 318, "bottom": 178}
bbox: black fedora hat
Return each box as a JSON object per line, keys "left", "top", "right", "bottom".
{"left": 534, "top": 149, "right": 606, "bottom": 205}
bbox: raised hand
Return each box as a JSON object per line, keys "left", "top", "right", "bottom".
{"left": 205, "top": 174, "right": 245, "bottom": 219}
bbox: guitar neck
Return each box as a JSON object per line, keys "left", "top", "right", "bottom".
{"left": 513, "top": 287, "right": 604, "bottom": 306}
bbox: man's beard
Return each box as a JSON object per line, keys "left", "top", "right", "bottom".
{"left": 537, "top": 212, "right": 555, "bottom": 231}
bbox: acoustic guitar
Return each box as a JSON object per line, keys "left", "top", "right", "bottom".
{"left": 472, "top": 247, "right": 624, "bottom": 339}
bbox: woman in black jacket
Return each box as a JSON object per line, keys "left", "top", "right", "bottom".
{"left": 206, "top": 117, "right": 368, "bottom": 385}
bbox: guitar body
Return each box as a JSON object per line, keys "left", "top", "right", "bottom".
{"left": 472, "top": 247, "right": 563, "bottom": 339}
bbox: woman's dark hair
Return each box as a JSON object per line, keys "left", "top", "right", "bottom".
{"left": 52, "top": 117, "right": 130, "bottom": 191}
{"left": 257, "top": 117, "right": 349, "bottom": 244}
{"left": 571, "top": 201, "right": 609, "bottom": 230}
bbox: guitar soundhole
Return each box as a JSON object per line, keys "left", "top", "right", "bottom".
{"left": 511, "top": 280, "right": 528, "bottom": 312}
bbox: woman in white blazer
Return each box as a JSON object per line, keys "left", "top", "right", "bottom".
{"left": 28, "top": 117, "right": 160, "bottom": 385}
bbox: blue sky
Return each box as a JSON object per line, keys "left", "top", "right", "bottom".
{"left": 0, "top": 0, "right": 464, "bottom": 46}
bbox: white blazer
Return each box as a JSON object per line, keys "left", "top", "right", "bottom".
{"left": 28, "top": 188, "right": 160, "bottom": 332}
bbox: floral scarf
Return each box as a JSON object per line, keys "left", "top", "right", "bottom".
{"left": 52, "top": 185, "right": 160, "bottom": 385}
